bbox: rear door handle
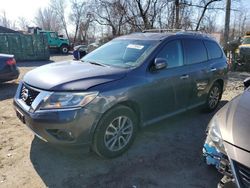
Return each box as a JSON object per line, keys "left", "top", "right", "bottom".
{"left": 210, "top": 68, "right": 217, "bottom": 72}
{"left": 180, "top": 74, "right": 189, "bottom": 79}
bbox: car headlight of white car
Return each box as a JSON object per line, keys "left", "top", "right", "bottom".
{"left": 39, "top": 92, "right": 98, "bottom": 110}
{"left": 207, "top": 116, "right": 225, "bottom": 152}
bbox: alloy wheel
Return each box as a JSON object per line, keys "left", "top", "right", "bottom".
{"left": 104, "top": 116, "right": 133, "bottom": 152}
{"left": 208, "top": 86, "right": 220, "bottom": 109}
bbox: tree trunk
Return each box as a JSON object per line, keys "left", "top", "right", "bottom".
{"left": 73, "top": 23, "right": 79, "bottom": 46}
{"left": 112, "top": 25, "right": 117, "bottom": 37}
{"left": 175, "top": 0, "right": 179, "bottom": 29}
{"left": 223, "top": 0, "right": 231, "bottom": 51}
{"left": 195, "top": 0, "right": 220, "bottom": 31}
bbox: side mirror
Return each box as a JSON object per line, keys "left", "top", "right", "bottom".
{"left": 154, "top": 58, "right": 167, "bottom": 70}
{"left": 243, "top": 77, "right": 250, "bottom": 89}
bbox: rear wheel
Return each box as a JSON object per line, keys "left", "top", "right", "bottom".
{"left": 204, "top": 82, "right": 222, "bottom": 112}
{"left": 60, "top": 45, "right": 69, "bottom": 54}
{"left": 92, "top": 105, "right": 138, "bottom": 158}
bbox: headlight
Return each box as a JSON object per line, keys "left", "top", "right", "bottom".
{"left": 208, "top": 117, "right": 224, "bottom": 149}
{"left": 39, "top": 92, "right": 98, "bottom": 110}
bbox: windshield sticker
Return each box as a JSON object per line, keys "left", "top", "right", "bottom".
{"left": 127, "top": 44, "right": 144, "bottom": 50}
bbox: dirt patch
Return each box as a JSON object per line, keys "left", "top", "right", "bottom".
{"left": 0, "top": 57, "right": 249, "bottom": 188}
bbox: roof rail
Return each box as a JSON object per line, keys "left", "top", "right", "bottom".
{"left": 178, "top": 30, "right": 202, "bottom": 34}
{"left": 142, "top": 29, "right": 184, "bottom": 33}
{"left": 142, "top": 29, "right": 217, "bottom": 41}
{"left": 143, "top": 28, "right": 214, "bottom": 39}
{"left": 142, "top": 29, "right": 206, "bottom": 33}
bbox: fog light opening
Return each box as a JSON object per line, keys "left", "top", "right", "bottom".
{"left": 47, "top": 129, "right": 75, "bottom": 141}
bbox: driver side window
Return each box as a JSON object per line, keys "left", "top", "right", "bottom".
{"left": 156, "top": 40, "right": 184, "bottom": 68}
{"left": 50, "top": 33, "right": 56, "bottom": 38}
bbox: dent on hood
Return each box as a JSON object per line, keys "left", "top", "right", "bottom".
{"left": 50, "top": 77, "right": 123, "bottom": 91}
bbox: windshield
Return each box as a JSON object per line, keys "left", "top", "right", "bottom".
{"left": 242, "top": 37, "right": 250, "bottom": 44}
{"left": 82, "top": 39, "right": 158, "bottom": 68}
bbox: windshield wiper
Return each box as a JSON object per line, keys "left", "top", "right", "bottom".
{"left": 87, "top": 61, "right": 107, "bottom": 67}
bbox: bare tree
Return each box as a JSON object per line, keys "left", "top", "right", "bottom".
{"left": 69, "top": 0, "right": 87, "bottom": 45}
{"left": 18, "top": 17, "right": 29, "bottom": 30}
{"left": 198, "top": 13, "right": 218, "bottom": 33}
{"left": 23, "top": 0, "right": 241, "bottom": 45}
{"left": 0, "top": 11, "right": 18, "bottom": 30}
{"left": 94, "top": 0, "right": 128, "bottom": 36}
{"left": 195, "top": 0, "right": 222, "bottom": 31}
{"left": 125, "top": 0, "right": 162, "bottom": 30}
{"left": 78, "top": 13, "right": 94, "bottom": 43}
{"left": 50, "top": 0, "right": 70, "bottom": 39}
{"left": 174, "top": 2, "right": 194, "bottom": 30}
{"left": 230, "top": 1, "right": 248, "bottom": 40}
{"left": 0, "top": 11, "right": 9, "bottom": 27}
{"left": 35, "top": 7, "right": 62, "bottom": 32}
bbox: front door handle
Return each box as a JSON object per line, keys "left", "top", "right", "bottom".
{"left": 180, "top": 74, "right": 189, "bottom": 79}
{"left": 210, "top": 68, "right": 217, "bottom": 72}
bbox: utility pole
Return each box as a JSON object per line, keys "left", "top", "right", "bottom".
{"left": 223, "top": 0, "right": 231, "bottom": 51}
{"left": 175, "top": 0, "right": 180, "bottom": 29}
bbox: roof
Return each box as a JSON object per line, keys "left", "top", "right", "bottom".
{"left": 116, "top": 32, "right": 174, "bottom": 41}
{"left": 0, "top": 26, "right": 19, "bottom": 34}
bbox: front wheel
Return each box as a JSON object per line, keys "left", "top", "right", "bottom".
{"left": 204, "top": 82, "right": 222, "bottom": 112}
{"left": 60, "top": 45, "right": 69, "bottom": 54}
{"left": 92, "top": 105, "right": 138, "bottom": 158}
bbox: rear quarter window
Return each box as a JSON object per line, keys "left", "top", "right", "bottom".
{"left": 182, "top": 39, "right": 208, "bottom": 64}
{"left": 204, "top": 40, "right": 222, "bottom": 60}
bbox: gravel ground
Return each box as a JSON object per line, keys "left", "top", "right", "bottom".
{"left": 0, "top": 56, "right": 249, "bottom": 188}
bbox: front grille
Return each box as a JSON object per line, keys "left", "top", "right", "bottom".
{"left": 233, "top": 161, "right": 250, "bottom": 188}
{"left": 20, "top": 84, "right": 40, "bottom": 106}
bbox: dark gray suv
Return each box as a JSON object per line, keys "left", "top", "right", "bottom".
{"left": 14, "top": 31, "right": 228, "bottom": 158}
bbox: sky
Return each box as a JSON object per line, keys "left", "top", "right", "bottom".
{"left": 0, "top": 0, "right": 50, "bottom": 22}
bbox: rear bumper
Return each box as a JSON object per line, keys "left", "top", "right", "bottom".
{"left": 0, "top": 68, "right": 19, "bottom": 82}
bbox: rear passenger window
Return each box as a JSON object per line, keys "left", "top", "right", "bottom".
{"left": 156, "top": 40, "right": 183, "bottom": 68}
{"left": 182, "top": 39, "right": 208, "bottom": 64}
{"left": 204, "top": 41, "right": 222, "bottom": 59}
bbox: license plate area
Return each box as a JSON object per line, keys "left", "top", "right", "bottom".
{"left": 16, "top": 109, "right": 26, "bottom": 124}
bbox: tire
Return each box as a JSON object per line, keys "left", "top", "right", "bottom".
{"left": 92, "top": 105, "right": 138, "bottom": 158}
{"left": 204, "top": 82, "right": 222, "bottom": 112}
{"left": 60, "top": 45, "right": 69, "bottom": 54}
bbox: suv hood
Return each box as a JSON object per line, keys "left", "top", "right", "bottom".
{"left": 218, "top": 90, "right": 250, "bottom": 151}
{"left": 23, "top": 61, "right": 128, "bottom": 91}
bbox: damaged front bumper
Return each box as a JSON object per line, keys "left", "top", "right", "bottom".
{"left": 203, "top": 141, "right": 236, "bottom": 188}
{"left": 203, "top": 143, "right": 230, "bottom": 175}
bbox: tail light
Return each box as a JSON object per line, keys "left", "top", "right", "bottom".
{"left": 6, "top": 58, "right": 16, "bottom": 65}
